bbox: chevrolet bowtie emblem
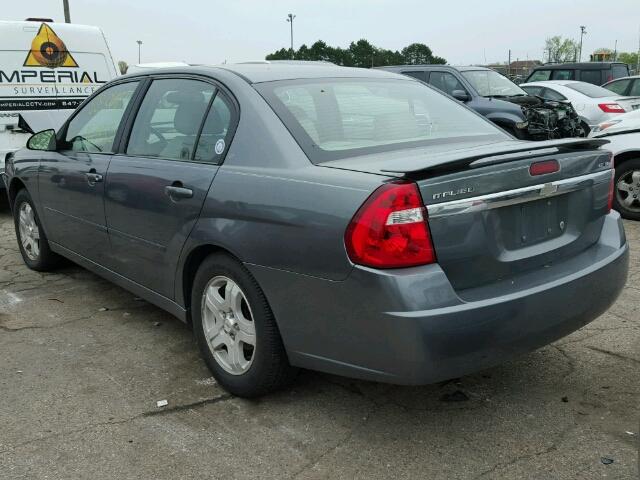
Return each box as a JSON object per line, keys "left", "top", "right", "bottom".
{"left": 23, "top": 23, "right": 78, "bottom": 69}
{"left": 540, "top": 183, "right": 558, "bottom": 197}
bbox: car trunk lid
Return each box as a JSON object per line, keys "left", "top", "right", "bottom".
{"left": 320, "top": 137, "right": 613, "bottom": 292}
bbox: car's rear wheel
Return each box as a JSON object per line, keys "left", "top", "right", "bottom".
{"left": 13, "top": 189, "right": 61, "bottom": 271}
{"left": 191, "top": 253, "right": 296, "bottom": 397}
{"left": 613, "top": 159, "right": 640, "bottom": 220}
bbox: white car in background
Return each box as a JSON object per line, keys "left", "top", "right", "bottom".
{"left": 589, "top": 109, "right": 640, "bottom": 219}
{"left": 520, "top": 80, "right": 640, "bottom": 135}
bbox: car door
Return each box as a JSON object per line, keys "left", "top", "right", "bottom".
{"left": 38, "top": 80, "right": 140, "bottom": 264}
{"left": 104, "top": 76, "right": 237, "bottom": 298}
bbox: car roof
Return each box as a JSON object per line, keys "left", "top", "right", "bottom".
{"left": 117, "top": 63, "right": 409, "bottom": 84}
{"left": 378, "top": 65, "right": 490, "bottom": 73}
{"left": 532, "top": 62, "right": 627, "bottom": 70}
{"left": 217, "top": 63, "right": 404, "bottom": 83}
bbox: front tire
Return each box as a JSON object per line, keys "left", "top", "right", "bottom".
{"left": 191, "top": 253, "right": 296, "bottom": 397}
{"left": 613, "top": 159, "right": 640, "bottom": 220}
{"left": 13, "top": 189, "right": 61, "bottom": 271}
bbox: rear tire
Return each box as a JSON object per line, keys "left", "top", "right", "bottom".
{"left": 613, "top": 159, "right": 640, "bottom": 221}
{"left": 13, "top": 189, "right": 62, "bottom": 271}
{"left": 191, "top": 253, "right": 297, "bottom": 397}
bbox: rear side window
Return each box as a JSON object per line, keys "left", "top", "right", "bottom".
{"left": 402, "top": 71, "right": 427, "bottom": 82}
{"left": 127, "top": 78, "right": 214, "bottom": 161}
{"left": 63, "top": 81, "right": 139, "bottom": 153}
{"left": 579, "top": 70, "right": 602, "bottom": 85}
{"left": 604, "top": 79, "right": 631, "bottom": 95}
{"left": 428, "top": 71, "right": 467, "bottom": 97}
{"left": 565, "top": 82, "right": 614, "bottom": 98}
{"left": 611, "top": 65, "right": 629, "bottom": 79}
{"left": 541, "top": 88, "right": 566, "bottom": 101}
{"left": 630, "top": 80, "right": 640, "bottom": 97}
{"left": 528, "top": 70, "right": 551, "bottom": 82}
{"left": 257, "top": 78, "right": 506, "bottom": 163}
{"left": 521, "top": 86, "right": 543, "bottom": 97}
{"left": 551, "top": 70, "right": 574, "bottom": 80}
{"left": 194, "top": 95, "right": 233, "bottom": 164}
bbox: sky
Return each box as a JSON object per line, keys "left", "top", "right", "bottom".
{"left": 4, "top": 1, "right": 640, "bottom": 67}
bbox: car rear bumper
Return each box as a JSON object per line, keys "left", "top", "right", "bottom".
{"left": 247, "top": 211, "right": 628, "bottom": 385}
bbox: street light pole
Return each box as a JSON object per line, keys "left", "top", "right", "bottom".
{"left": 286, "top": 13, "right": 296, "bottom": 59}
{"left": 579, "top": 26, "right": 587, "bottom": 62}
{"left": 136, "top": 40, "right": 142, "bottom": 64}
{"left": 63, "top": 0, "right": 71, "bottom": 23}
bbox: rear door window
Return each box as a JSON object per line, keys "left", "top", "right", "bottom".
{"left": 528, "top": 70, "right": 551, "bottom": 82}
{"left": 604, "top": 79, "right": 631, "bottom": 95}
{"left": 630, "top": 80, "right": 640, "bottom": 97}
{"left": 127, "top": 78, "right": 215, "bottom": 161}
{"left": 551, "top": 70, "right": 575, "bottom": 80}
{"left": 579, "top": 70, "right": 602, "bottom": 85}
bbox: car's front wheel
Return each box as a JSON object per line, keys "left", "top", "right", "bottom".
{"left": 191, "top": 253, "right": 296, "bottom": 397}
{"left": 13, "top": 189, "right": 61, "bottom": 271}
{"left": 613, "top": 159, "right": 640, "bottom": 220}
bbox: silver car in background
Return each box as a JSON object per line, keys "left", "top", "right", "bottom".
{"left": 521, "top": 80, "right": 640, "bottom": 134}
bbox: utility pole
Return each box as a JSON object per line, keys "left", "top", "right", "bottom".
{"left": 579, "top": 26, "right": 587, "bottom": 62}
{"left": 286, "top": 13, "right": 296, "bottom": 59}
{"left": 508, "top": 49, "right": 511, "bottom": 78}
{"left": 136, "top": 40, "right": 142, "bottom": 64}
{"left": 63, "top": 0, "right": 71, "bottom": 23}
{"left": 637, "top": 26, "right": 640, "bottom": 75}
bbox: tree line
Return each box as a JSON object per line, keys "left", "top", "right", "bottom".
{"left": 266, "top": 39, "right": 446, "bottom": 67}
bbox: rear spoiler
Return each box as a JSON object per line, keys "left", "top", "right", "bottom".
{"left": 380, "top": 138, "right": 610, "bottom": 177}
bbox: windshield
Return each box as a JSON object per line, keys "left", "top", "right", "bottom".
{"left": 565, "top": 82, "right": 617, "bottom": 98}
{"left": 461, "top": 70, "right": 526, "bottom": 97}
{"left": 256, "top": 78, "right": 505, "bottom": 163}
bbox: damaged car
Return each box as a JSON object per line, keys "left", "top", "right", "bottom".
{"left": 379, "top": 65, "right": 584, "bottom": 140}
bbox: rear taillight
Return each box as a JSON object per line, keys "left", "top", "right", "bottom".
{"left": 598, "top": 103, "right": 625, "bottom": 113}
{"left": 345, "top": 181, "right": 436, "bottom": 269}
{"left": 607, "top": 155, "right": 615, "bottom": 213}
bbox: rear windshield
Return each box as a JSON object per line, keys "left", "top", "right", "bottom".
{"left": 256, "top": 78, "right": 505, "bottom": 163}
{"left": 565, "top": 82, "right": 615, "bottom": 98}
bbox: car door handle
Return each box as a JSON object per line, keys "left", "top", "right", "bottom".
{"left": 85, "top": 171, "right": 103, "bottom": 184}
{"left": 165, "top": 185, "right": 193, "bottom": 200}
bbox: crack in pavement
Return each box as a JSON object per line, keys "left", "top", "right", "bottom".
{"left": 471, "top": 423, "right": 576, "bottom": 479}
{"left": 0, "top": 393, "right": 233, "bottom": 455}
{"left": 585, "top": 346, "right": 640, "bottom": 366}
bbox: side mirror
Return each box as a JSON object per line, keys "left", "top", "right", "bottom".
{"left": 451, "top": 90, "right": 470, "bottom": 102}
{"left": 27, "top": 129, "right": 57, "bottom": 151}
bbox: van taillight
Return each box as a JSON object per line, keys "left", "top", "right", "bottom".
{"left": 345, "top": 181, "right": 436, "bottom": 269}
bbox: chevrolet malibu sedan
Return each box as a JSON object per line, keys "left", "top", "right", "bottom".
{"left": 2, "top": 64, "right": 629, "bottom": 397}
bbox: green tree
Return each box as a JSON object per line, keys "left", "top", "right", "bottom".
{"left": 618, "top": 51, "right": 639, "bottom": 68}
{"left": 544, "top": 36, "right": 579, "bottom": 62}
{"left": 265, "top": 39, "right": 446, "bottom": 67}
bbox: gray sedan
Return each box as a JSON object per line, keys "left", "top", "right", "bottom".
{"left": 2, "top": 64, "right": 628, "bottom": 397}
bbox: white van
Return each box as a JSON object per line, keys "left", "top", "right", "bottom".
{"left": 0, "top": 19, "right": 118, "bottom": 191}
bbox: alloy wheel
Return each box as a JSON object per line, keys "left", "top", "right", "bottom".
{"left": 616, "top": 170, "right": 640, "bottom": 213}
{"left": 18, "top": 202, "right": 40, "bottom": 261}
{"left": 201, "top": 276, "right": 256, "bottom": 375}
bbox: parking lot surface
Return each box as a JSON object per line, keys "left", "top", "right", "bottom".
{"left": 0, "top": 199, "right": 638, "bottom": 480}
